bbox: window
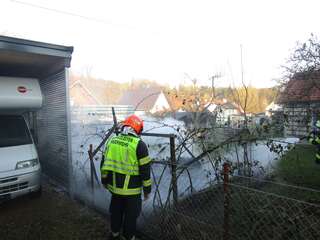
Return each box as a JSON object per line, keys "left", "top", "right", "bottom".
{"left": 0, "top": 116, "right": 32, "bottom": 148}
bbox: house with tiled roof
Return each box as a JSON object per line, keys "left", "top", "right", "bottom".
{"left": 69, "top": 80, "right": 102, "bottom": 106}
{"left": 69, "top": 75, "right": 125, "bottom": 105}
{"left": 69, "top": 77, "right": 133, "bottom": 121}
{"left": 278, "top": 71, "right": 320, "bottom": 137}
{"left": 209, "top": 99, "right": 245, "bottom": 126}
{"left": 118, "top": 88, "right": 171, "bottom": 115}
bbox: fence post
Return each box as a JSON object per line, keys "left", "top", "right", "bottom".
{"left": 223, "top": 162, "right": 230, "bottom": 240}
{"left": 88, "top": 144, "right": 94, "bottom": 195}
{"left": 170, "top": 135, "right": 178, "bottom": 205}
{"left": 111, "top": 107, "right": 119, "bottom": 135}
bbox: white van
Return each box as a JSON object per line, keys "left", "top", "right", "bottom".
{"left": 0, "top": 77, "right": 42, "bottom": 201}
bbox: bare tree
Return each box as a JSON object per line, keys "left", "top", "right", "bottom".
{"left": 280, "top": 33, "right": 320, "bottom": 94}
{"left": 283, "top": 34, "right": 320, "bottom": 79}
{"left": 181, "top": 73, "right": 221, "bottom": 131}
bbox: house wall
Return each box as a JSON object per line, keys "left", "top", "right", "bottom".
{"left": 150, "top": 92, "right": 170, "bottom": 114}
{"left": 283, "top": 102, "right": 320, "bottom": 137}
{"left": 217, "top": 107, "right": 240, "bottom": 124}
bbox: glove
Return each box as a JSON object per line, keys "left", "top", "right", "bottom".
{"left": 101, "top": 176, "right": 108, "bottom": 186}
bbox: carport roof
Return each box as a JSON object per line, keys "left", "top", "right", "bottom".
{"left": 0, "top": 35, "right": 74, "bottom": 78}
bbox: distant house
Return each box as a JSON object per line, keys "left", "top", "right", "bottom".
{"left": 69, "top": 75, "right": 125, "bottom": 105}
{"left": 252, "top": 112, "right": 268, "bottom": 125}
{"left": 118, "top": 88, "right": 171, "bottom": 115}
{"left": 215, "top": 101, "right": 244, "bottom": 126}
{"left": 265, "top": 101, "right": 282, "bottom": 117}
{"left": 69, "top": 80, "right": 102, "bottom": 106}
{"left": 174, "top": 110, "right": 214, "bottom": 129}
{"left": 198, "top": 99, "right": 244, "bottom": 127}
{"left": 205, "top": 99, "right": 227, "bottom": 112}
{"left": 69, "top": 79, "right": 134, "bottom": 121}
{"left": 278, "top": 71, "right": 320, "bottom": 137}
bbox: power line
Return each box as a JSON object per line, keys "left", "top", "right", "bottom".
{"left": 10, "top": 0, "right": 131, "bottom": 29}
{"left": 10, "top": 0, "right": 160, "bottom": 35}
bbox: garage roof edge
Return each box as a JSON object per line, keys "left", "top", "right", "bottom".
{"left": 0, "top": 35, "right": 73, "bottom": 60}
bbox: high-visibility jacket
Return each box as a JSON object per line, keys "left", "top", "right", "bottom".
{"left": 308, "top": 131, "right": 320, "bottom": 162}
{"left": 309, "top": 134, "right": 320, "bottom": 145}
{"left": 101, "top": 134, "right": 152, "bottom": 195}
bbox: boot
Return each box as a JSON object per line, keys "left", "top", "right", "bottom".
{"left": 108, "top": 232, "right": 121, "bottom": 240}
{"left": 123, "top": 235, "right": 136, "bottom": 240}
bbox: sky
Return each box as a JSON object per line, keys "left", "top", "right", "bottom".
{"left": 1, "top": 0, "right": 320, "bottom": 88}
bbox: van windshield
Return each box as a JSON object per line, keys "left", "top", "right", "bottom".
{"left": 0, "top": 116, "right": 32, "bottom": 148}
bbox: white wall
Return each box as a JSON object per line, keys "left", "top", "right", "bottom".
{"left": 150, "top": 92, "right": 171, "bottom": 113}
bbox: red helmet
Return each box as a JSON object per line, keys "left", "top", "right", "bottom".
{"left": 122, "top": 115, "right": 144, "bottom": 135}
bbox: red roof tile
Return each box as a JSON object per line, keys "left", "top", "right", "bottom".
{"left": 278, "top": 71, "right": 320, "bottom": 103}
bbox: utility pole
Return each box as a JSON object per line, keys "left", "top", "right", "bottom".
{"left": 210, "top": 73, "right": 221, "bottom": 100}
{"left": 240, "top": 44, "right": 244, "bottom": 85}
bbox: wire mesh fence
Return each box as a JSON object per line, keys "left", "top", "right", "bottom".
{"left": 227, "top": 182, "right": 320, "bottom": 240}
{"left": 141, "top": 184, "right": 224, "bottom": 240}
{"left": 140, "top": 164, "right": 320, "bottom": 240}
{"left": 70, "top": 109, "right": 320, "bottom": 240}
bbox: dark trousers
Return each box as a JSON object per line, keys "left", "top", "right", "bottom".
{"left": 109, "top": 194, "right": 142, "bottom": 239}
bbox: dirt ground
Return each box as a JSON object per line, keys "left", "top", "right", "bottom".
{"left": 0, "top": 181, "right": 110, "bottom": 240}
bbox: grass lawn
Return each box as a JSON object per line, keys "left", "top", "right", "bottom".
{"left": 276, "top": 143, "right": 320, "bottom": 190}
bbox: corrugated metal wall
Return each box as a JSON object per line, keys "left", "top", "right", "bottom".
{"left": 37, "top": 70, "right": 71, "bottom": 189}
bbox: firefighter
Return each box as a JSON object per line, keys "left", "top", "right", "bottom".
{"left": 308, "top": 120, "right": 320, "bottom": 164}
{"left": 100, "top": 115, "right": 152, "bottom": 240}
